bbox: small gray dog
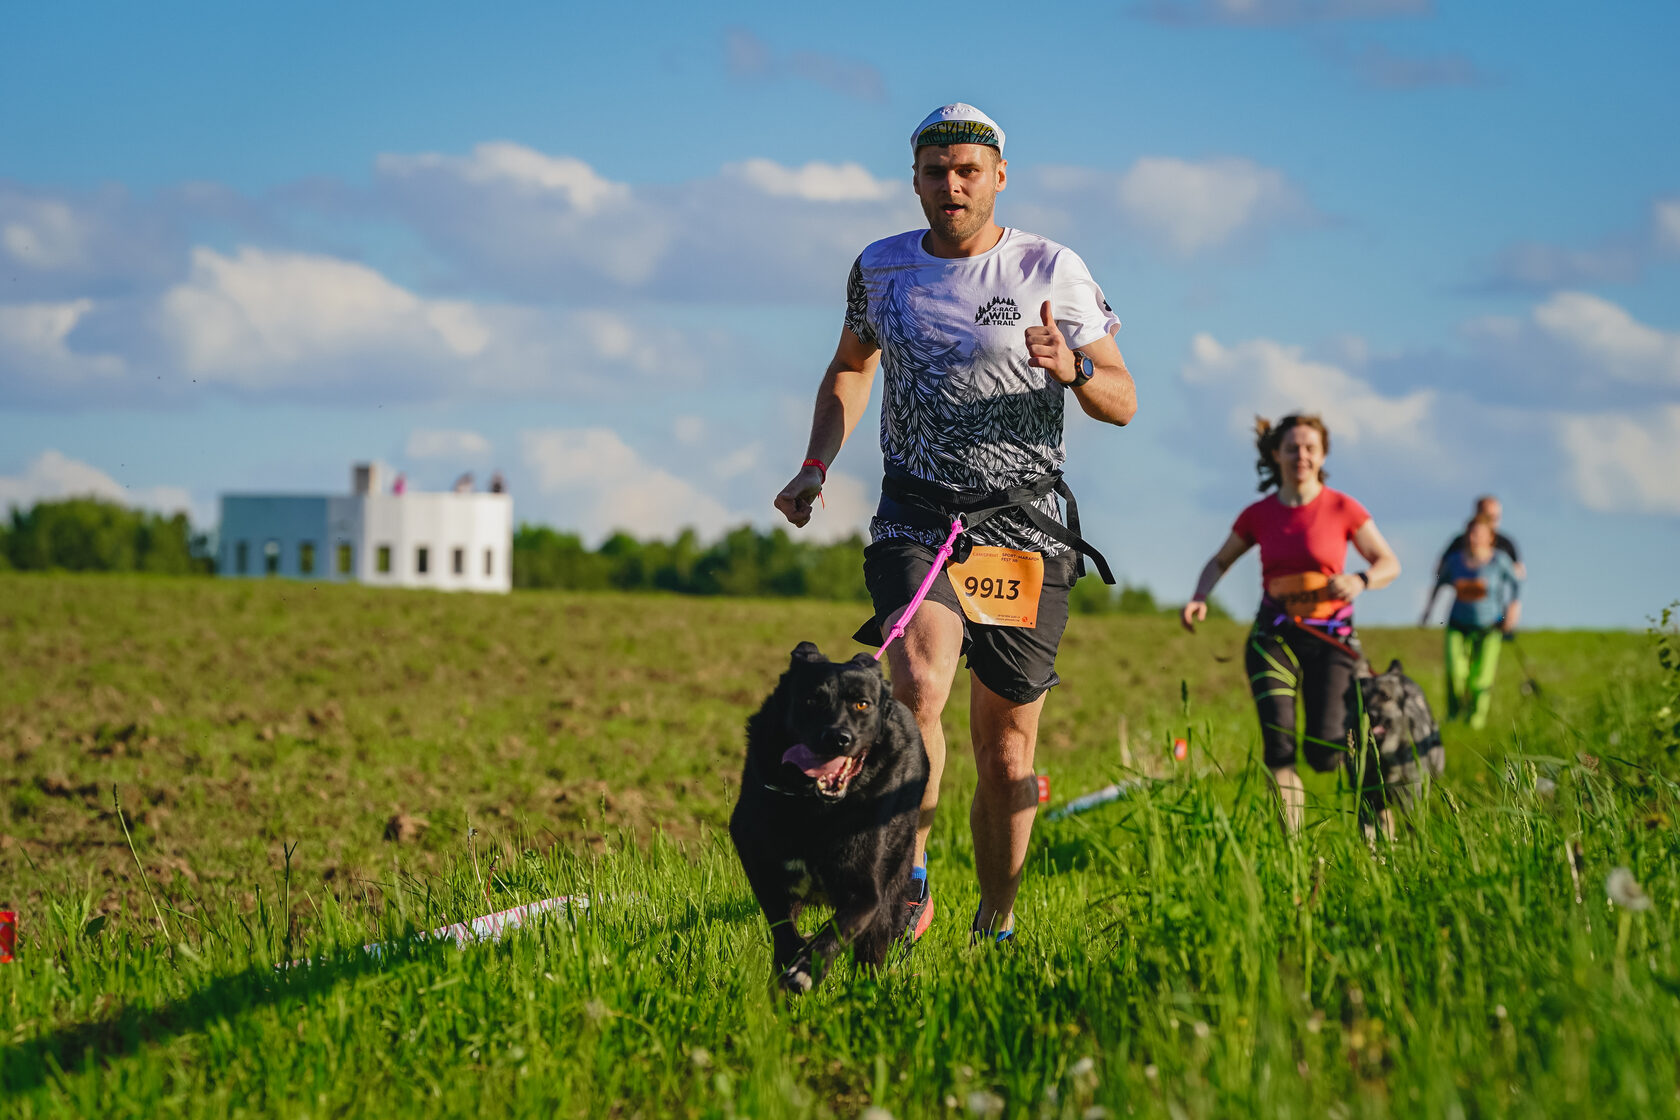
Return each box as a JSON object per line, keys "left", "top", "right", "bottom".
{"left": 1354, "top": 658, "right": 1444, "bottom": 822}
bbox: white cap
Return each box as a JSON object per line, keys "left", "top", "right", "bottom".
{"left": 910, "top": 103, "right": 1005, "bottom": 158}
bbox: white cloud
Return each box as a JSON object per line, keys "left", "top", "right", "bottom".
{"left": 1051, "top": 157, "right": 1308, "bottom": 257}
{"left": 1182, "top": 332, "right": 1436, "bottom": 445}
{"left": 0, "top": 184, "right": 181, "bottom": 299}
{"left": 726, "top": 159, "right": 898, "bottom": 203}
{"left": 377, "top": 142, "right": 628, "bottom": 214}
{"left": 521, "top": 428, "right": 740, "bottom": 542}
{"left": 406, "top": 429, "right": 492, "bottom": 460}
{"left": 1559, "top": 405, "right": 1680, "bottom": 515}
{"left": 0, "top": 450, "right": 193, "bottom": 517}
{"left": 801, "top": 468, "right": 872, "bottom": 544}
{"left": 156, "top": 246, "right": 489, "bottom": 385}
{"left": 0, "top": 298, "right": 126, "bottom": 385}
{"left": 2, "top": 199, "right": 89, "bottom": 269}
{"left": 374, "top": 142, "right": 919, "bottom": 300}
{"left": 671, "top": 415, "right": 708, "bottom": 446}
{"left": 1530, "top": 291, "right": 1680, "bottom": 388}
{"left": 1654, "top": 198, "right": 1680, "bottom": 253}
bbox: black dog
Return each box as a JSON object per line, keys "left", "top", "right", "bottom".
{"left": 1354, "top": 658, "right": 1444, "bottom": 816}
{"left": 729, "top": 642, "right": 929, "bottom": 994}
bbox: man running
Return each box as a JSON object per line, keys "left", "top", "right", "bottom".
{"left": 1430, "top": 495, "right": 1524, "bottom": 593}
{"left": 774, "top": 103, "right": 1137, "bottom": 943}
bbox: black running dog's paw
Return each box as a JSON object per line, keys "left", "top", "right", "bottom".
{"left": 778, "top": 958, "right": 815, "bottom": 995}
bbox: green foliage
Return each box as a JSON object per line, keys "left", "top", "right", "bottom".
{"left": 1654, "top": 602, "right": 1680, "bottom": 753}
{"left": 513, "top": 522, "right": 869, "bottom": 601}
{"left": 1071, "top": 575, "right": 1227, "bottom": 619}
{"left": 1, "top": 498, "right": 211, "bottom": 574}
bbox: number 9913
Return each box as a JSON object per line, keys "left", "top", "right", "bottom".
{"left": 963, "top": 576, "right": 1021, "bottom": 600}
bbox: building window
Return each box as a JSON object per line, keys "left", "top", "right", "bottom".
{"left": 235, "top": 541, "right": 249, "bottom": 575}
{"left": 452, "top": 547, "right": 465, "bottom": 576}
{"left": 484, "top": 548, "right": 493, "bottom": 577}
{"left": 376, "top": 545, "right": 392, "bottom": 575}
{"left": 416, "top": 546, "right": 430, "bottom": 575}
{"left": 336, "top": 542, "right": 353, "bottom": 575}
{"left": 264, "top": 539, "right": 280, "bottom": 576}
{"left": 299, "top": 541, "right": 316, "bottom": 575}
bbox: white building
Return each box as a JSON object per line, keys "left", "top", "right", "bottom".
{"left": 219, "top": 463, "right": 512, "bottom": 592}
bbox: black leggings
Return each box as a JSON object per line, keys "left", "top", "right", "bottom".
{"left": 1245, "top": 621, "right": 1361, "bottom": 771}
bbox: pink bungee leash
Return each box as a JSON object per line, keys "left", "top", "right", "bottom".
{"left": 874, "top": 517, "right": 965, "bottom": 661}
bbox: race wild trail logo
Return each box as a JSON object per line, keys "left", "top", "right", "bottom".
{"left": 974, "top": 296, "right": 1022, "bottom": 326}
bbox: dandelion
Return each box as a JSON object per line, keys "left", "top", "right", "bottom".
{"left": 1070, "top": 1056, "right": 1097, "bottom": 1081}
{"left": 1607, "top": 867, "right": 1652, "bottom": 911}
{"left": 1143, "top": 1064, "right": 1159, "bottom": 1080}
{"left": 965, "top": 1090, "right": 1005, "bottom": 1117}
{"left": 689, "top": 1047, "right": 712, "bottom": 1069}
{"left": 1192, "top": 1021, "right": 1210, "bottom": 1039}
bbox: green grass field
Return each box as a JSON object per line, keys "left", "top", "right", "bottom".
{"left": 2, "top": 575, "right": 1677, "bottom": 1118}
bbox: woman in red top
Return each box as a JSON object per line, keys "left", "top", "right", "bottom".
{"left": 1181, "top": 414, "right": 1401, "bottom": 831}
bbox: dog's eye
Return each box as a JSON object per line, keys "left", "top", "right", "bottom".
{"left": 852, "top": 700, "right": 871, "bottom": 712}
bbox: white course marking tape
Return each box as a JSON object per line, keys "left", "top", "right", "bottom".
{"left": 283, "top": 893, "right": 592, "bottom": 969}
{"left": 1044, "top": 779, "right": 1149, "bottom": 821}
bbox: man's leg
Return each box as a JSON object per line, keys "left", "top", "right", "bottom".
{"left": 881, "top": 599, "right": 965, "bottom": 868}
{"left": 970, "top": 676, "right": 1047, "bottom": 935}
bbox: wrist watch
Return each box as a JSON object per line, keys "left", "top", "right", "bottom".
{"left": 1068, "top": 350, "right": 1095, "bottom": 389}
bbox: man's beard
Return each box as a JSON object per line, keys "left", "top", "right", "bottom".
{"left": 922, "top": 194, "right": 995, "bottom": 242}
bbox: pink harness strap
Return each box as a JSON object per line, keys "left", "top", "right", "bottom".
{"left": 874, "top": 518, "right": 965, "bottom": 661}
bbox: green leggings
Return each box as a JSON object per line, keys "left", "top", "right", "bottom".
{"left": 1445, "top": 626, "right": 1502, "bottom": 729}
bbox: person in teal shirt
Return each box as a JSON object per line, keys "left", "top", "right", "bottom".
{"left": 1421, "top": 515, "right": 1523, "bottom": 728}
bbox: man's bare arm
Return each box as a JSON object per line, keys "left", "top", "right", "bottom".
{"left": 1068, "top": 330, "right": 1137, "bottom": 426}
{"left": 774, "top": 327, "right": 880, "bottom": 528}
{"left": 1024, "top": 302, "right": 1136, "bottom": 426}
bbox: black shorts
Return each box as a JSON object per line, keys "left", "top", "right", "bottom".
{"left": 1245, "top": 619, "right": 1363, "bottom": 771}
{"left": 854, "top": 537, "right": 1078, "bottom": 704}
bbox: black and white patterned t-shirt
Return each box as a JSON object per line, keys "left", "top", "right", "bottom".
{"left": 844, "top": 228, "right": 1120, "bottom": 551}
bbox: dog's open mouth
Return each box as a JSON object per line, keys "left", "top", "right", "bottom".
{"left": 782, "top": 743, "right": 868, "bottom": 799}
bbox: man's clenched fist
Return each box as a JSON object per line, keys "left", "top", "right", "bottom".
{"left": 774, "top": 462, "right": 826, "bottom": 527}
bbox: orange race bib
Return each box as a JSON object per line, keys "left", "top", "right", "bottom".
{"left": 1453, "top": 577, "right": 1488, "bottom": 603}
{"left": 1265, "top": 571, "right": 1348, "bottom": 620}
{"left": 946, "top": 546, "right": 1044, "bottom": 628}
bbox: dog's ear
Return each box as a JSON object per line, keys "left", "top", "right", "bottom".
{"left": 790, "top": 641, "right": 824, "bottom": 664}
{"left": 848, "top": 652, "right": 882, "bottom": 673}
{"left": 1387, "top": 658, "right": 1404, "bottom": 675}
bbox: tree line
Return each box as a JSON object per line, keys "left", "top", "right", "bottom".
{"left": 0, "top": 498, "right": 212, "bottom": 574}
{"left": 0, "top": 498, "right": 1199, "bottom": 615}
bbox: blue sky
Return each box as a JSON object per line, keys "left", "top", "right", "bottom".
{"left": 3, "top": 0, "right": 1676, "bottom": 627}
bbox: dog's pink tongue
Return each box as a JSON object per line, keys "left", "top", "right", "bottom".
{"left": 782, "top": 743, "right": 849, "bottom": 780}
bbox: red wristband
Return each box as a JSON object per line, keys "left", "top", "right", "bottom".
{"left": 802, "top": 457, "right": 828, "bottom": 483}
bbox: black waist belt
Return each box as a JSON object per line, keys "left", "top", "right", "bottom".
{"left": 875, "top": 464, "right": 1115, "bottom": 585}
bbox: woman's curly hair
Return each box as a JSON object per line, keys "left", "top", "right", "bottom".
{"left": 1254, "top": 413, "right": 1331, "bottom": 493}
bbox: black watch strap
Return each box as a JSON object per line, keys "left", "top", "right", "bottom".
{"left": 1069, "top": 351, "right": 1095, "bottom": 389}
